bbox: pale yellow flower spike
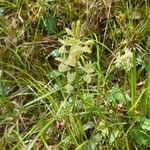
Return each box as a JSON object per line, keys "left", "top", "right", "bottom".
{"left": 58, "top": 63, "right": 70, "bottom": 72}
{"left": 65, "top": 54, "right": 77, "bottom": 67}
{"left": 65, "top": 83, "right": 74, "bottom": 93}
{"left": 84, "top": 61, "right": 94, "bottom": 74}
{"left": 67, "top": 71, "right": 75, "bottom": 84}
{"left": 83, "top": 73, "right": 92, "bottom": 84}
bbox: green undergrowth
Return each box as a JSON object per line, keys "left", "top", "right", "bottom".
{"left": 1, "top": 0, "right": 150, "bottom": 149}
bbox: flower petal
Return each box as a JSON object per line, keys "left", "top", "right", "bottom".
{"left": 83, "top": 74, "right": 92, "bottom": 84}
{"left": 58, "top": 63, "right": 70, "bottom": 72}
{"left": 65, "top": 84, "right": 74, "bottom": 93}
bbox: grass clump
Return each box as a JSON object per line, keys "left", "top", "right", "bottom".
{"left": 1, "top": 0, "right": 150, "bottom": 150}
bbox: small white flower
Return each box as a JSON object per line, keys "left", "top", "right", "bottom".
{"left": 115, "top": 47, "right": 133, "bottom": 71}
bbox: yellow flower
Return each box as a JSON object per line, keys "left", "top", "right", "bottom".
{"left": 83, "top": 73, "right": 92, "bottom": 84}
{"left": 65, "top": 54, "right": 77, "bottom": 66}
{"left": 59, "top": 37, "right": 78, "bottom": 46}
{"left": 67, "top": 71, "right": 75, "bottom": 84}
{"left": 85, "top": 39, "right": 95, "bottom": 45}
{"left": 65, "top": 28, "right": 73, "bottom": 36}
{"left": 81, "top": 45, "right": 92, "bottom": 53}
{"left": 58, "top": 63, "right": 70, "bottom": 72}
{"left": 84, "top": 61, "right": 94, "bottom": 74}
{"left": 65, "top": 83, "right": 74, "bottom": 93}
{"left": 70, "top": 44, "right": 83, "bottom": 56}
{"left": 59, "top": 46, "right": 66, "bottom": 53}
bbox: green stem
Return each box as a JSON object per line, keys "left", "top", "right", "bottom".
{"left": 130, "top": 51, "right": 136, "bottom": 117}
{"left": 144, "top": 61, "right": 150, "bottom": 117}
{"left": 94, "top": 34, "right": 101, "bottom": 91}
{"left": 125, "top": 135, "right": 130, "bottom": 150}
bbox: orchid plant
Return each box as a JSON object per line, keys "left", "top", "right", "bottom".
{"left": 56, "top": 20, "right": 95, "bottom": 93}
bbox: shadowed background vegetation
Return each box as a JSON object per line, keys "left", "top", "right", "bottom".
{"left": 0, "top": 0, "right": 150, "bottom": 149}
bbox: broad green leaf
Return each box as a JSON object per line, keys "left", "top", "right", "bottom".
{"left": 83, "top": 121, "right": 95, "bottom": 131}
{"left": 109, "top": 130, "right": 120, "bottom": 144}
{"left": 142, "top": 119, "right": 150, "bottom": 131}
{"left": 107, "top": 86, "right": 131, "bottom": 103}
{"left": 130, "top": 128, "right": 150, "bottom": 146}
{"left": 84, "top": 133, "right": 102, "bottom": 150}
{"left": 40, "top": 15, "right": 57, "bottom": 34}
